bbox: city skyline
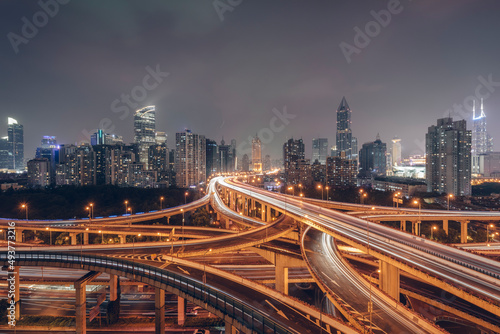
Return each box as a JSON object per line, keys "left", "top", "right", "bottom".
{"left": 1, "top": 1, "right": 500, "bottom": 160}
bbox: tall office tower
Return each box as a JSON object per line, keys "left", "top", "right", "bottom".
{"left": 35, "top": 136, "right": 59, "bottom": 185}
{"left": 205, "top": 139, "right": 219, "bottom": 177}
{"left": 263, "top": 154, "right": 271, "bottom": 171}
{"left": 7, "top": 117, "right": 24, "bottom": 170}
{"left": 472, "top": 99, "right": 493, "bottom": 174}
{"left": 175, "top": 129, "right": 206, "bottom": 188}
{"left": 134, "top": 106, "right": 156, "bottom": 169}
{"left": 0, "top": 136, "right": 11, "bottom": 169}
{"left": 219, "top": 138, "right": 231, "bottom": 173}
{"left": 283, "top": 138, "right": 305, "bottom": 184}
{"left": 391, "top": 136, "right": 402, "bottom": 167}
{"left": 27, "top": 158, "right": 51, "bottom": 187}
{"left": 351, "top": 137, "right": 358, "bottom": 159}
{"left": 426, "top": 117, "right": 471, "bottom": 196}
{"left": 359, "top": 134, "right": 387, "bottom": 178}
{"left": 312, "top": 138, "right": 328, "bottom": 164}
{"left": 241, "top": 154, "right": 250, "bottom": 172}
{"left": 252, "top": 135, "right": 262, "bottom": 172}
{"left": 230, "top": 139, "right": 237, "bottom": 171}
{"left": 336, "top": 97, "right": 352, "bottom": 159}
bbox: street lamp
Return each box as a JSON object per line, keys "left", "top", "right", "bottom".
{"left": 487, "top": 224, "right": 494, "bottom": 242}
{"left": 127, "top": 207, "right": 132, "bottom": 227}
{"left": 160, "top": 196, "right": 164, "bottom": 210}
{"left": 45, "top": 227, "right": 51, "bottom": 245}
{"left": 368, "top": 269, "right": 381, "bottom": 333}
{"left": 431, "top": 226, "right": 437, "bottom": 240}
{"left": 447, "top": 194, "right": 453, "bottom": 210}
{"left": 184, "top": 191, "right": 188, "bottom": 205}
{"left": 288, "top": 186, "right": 294, "bottom": 197}
{"left": 361, "top": 193, "right": 367, "bottom": 205}
{"left": 317, "top": 184, "right": 323, "bottom": 200}
{"left": 124, "top": 200, "right": 129, "bottom": 215}
{"left": 359, "top": 189, "right": 364, "bottom": 204}
{"left": 325, "top": 186, "right": 330, "bottom": 201}
{"left": 203, "top": 248, "right": 212, "bottom": 303}
{"left": 181, "top": 208, "right": 185, "bottom": 236}
{"left": 413, "top": 200, "right": 421, "bottom": 235}
{"left": 21, "top": 204, "right": 28, "bottom": 221}
{"left": 98, "top": 230, "right": 103, "bottom": 244}
{"left": 89, "top": 203, "right": 94, "bottom": 219}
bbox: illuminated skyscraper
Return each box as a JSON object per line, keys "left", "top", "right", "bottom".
{"left": 336, "top": 97, "right": 352, "bottom": 159}
{"left": 175, "top": 129, "right": 206, "bottom": 188}
{"left": 134, "top": 106, "right": 156, "bottom": 169}
{"left": 7, "top": 117, "right": 24, "bottom": 170}
{"left": 312, "top": 138, "right": 328, "bottom": 164}
{"left": 359, "top": 134, "right": 387, "bottom": 178}
{"left": 252, "top": 135, "right": 262, "bottom": 172}
{"left": 391, "top": 136, "right": 402, "bottom": 167}
{"left": 472, "top": 99, "right": 493, "bottom": 174}
{"left": 426, "top": 117, "right": 471, "bottom": 196}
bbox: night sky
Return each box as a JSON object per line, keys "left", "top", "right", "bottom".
{"left": 1, "top": 0, "right": 499, "bottom": 160}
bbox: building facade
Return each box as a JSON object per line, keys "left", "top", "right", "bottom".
{"left": 426, "top": 117, "right": 471, "bottom": 196}
{"left": 312, "top": 138, "right": 328, "bottom": 164}
{"left": 359, "top": 135, "right": 387, "bottom": 178}
{"left": 175, "top": 130, "right": 206, "bottom": 188}
{"left": 336, "top": 97, "right": 353, "bottom": 159}
{"left": 134, "top": 106, "right": 156, "bottom": 169}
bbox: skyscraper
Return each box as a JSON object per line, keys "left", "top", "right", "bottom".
{"left": 359, "top": 134, "right": 387, "bottom": 178}
{"left": 426, "top": 117, "right": 471, "bottom": 196}
{"left": 283, "top": 138, "right": 305, "bottom": 184}
{"left": 175, "top": 129, "right": 206, "bottom": 188}
{"left": 0, "top": 136, "right": 11, "bottom": 170}
{"left": 134, "top": 106, "right": 156, "bottom": 169}
{"left": 391, "top": 136, "right": 402, "bottom": 167}
{"left": 252, "top": 135, "right": 262, "bottom": 172}
{"left": 35, "top": 136, "right": 59, "bottom": 185}
{"left": 472, "top": 99, "right": 493, "bottom": 174}
{"left": 312, "top": 138, "right": 328, "bottom": 164}
{"left": 206, "top": 139, "right": 219, "bottom": 177}
{"left": 336, "top": 97, "right": 352, "bottom": 159}
{"left": 7, "top": 117, "right": 24, "bottom": 170}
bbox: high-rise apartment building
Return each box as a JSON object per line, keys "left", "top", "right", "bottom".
{"left": 0, "top": 136, "right": 11, "bottom": 169}
{"left": 7, "top": 117, "right": 24, "bottom": 170}
{"left": 312, "top": 138, "right": 328, "bottom": 164}
{"left": 206, "top": 139, "right": 219, "bottom": 177}
{"left": 27, "top": 158, "right": 51, "bottom": 187}
{"left": 283, "top": 138, "right": 305, "bottom": 184}
{"left": 336, "top": 97, "right": 352, "bottom": 159}
{"left": 252, "top": 136, "right": 262, "bottom": 172}
{"left": 134, "top": 106, "right": 156, "bottom": 169}
{"left": 175, "top": 129, "right": 206, "bottom": 188}
{"left": 35, "top": 136, "right": 59, "bottom": 185}
{"left": 359, "top": 134, "right": 387, "bottom": 178}
{"left": 326, "top": 155, "right": 357, "bottom": 188}
{"left": 426, "top": 117, "right": 471, "bottom": 196}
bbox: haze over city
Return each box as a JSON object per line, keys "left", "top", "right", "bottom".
{"left": 1, "top": 0, "right": 500, "bottom": 159}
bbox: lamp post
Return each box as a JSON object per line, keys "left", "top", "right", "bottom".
{"left": 21, "top": 204, "right": 28, "bottom": 221}
{"left": 361, "top": 193, "right": 367, "bottom": 205}
{"left": 325, "top": 186, "right": 330, "bottom": 201}
{"left": 160, "top": 196, "right": 164, "bottom": 210}
{"left": 413, "top": 200, "right": 421, "bottom": 235}
{"left": 431, "top": 226, "right": 437, "bottom": 240}
{"left": 288, "top": 186, "right": 294, "bottom": 197}
{"left": 89, "top": 203, "right": 94, "bottom": 219}
{"left": 447, "top": 194, "right": 453, "bottom": 210}
{"left": 127, "top": 207, "right": 132, "bottom": 227}
{"left": 359, "top": 189, "right": 364, "bottom": 204}
{"left": 487, "top": 224, "right": 494, "bottom": 242}
{"left": 184, "top": 191, "right": 188, "bottom": 205}
{"left": 124, "top": 200, "right": 128, "bottom": 215}
{"left": 181, "top": 208, "right": 184, "bottom": 236}
{"left": 98, "top": 230, "right": 103, "bottom": 244}
{"left": 203, "top": 248, "right": 212, "bottom": 303}
{"left": 317, "top": 184, "right": 323, "bottom": 200}
{"left": 46, "top": 227, "right": 51, "bottom": 245}
{"left": 368, "top": 270, "right": 381, "bottom": 333}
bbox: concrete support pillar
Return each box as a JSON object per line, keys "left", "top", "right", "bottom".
{"left": 379, "top": 260, "right": 400, "bottom": 301}
{"left": 8, "top": 266, "right": 20, "bottom": 320}
{"left": 225, "top": 322, "right": 238, "bottom": 334}
{"left": 412, "top": 221, "right": 421, "bottom": 236}
{"left": 75, "top": 282, "right": 86, "bottom": 334}
{"left": 119, "top": 235, "right": 126, "bottom": 244}
{"left": 70, "top": 232, "right": 77, "bottom": 246}
{"left": 15, "top": 229, "right": 23, "bottom": 243}
{"left": 461, "top": 221, "right": 469, "bottom": 243}
{"left": 83, "top": 233, "right": 89, "bottom": 245}
{"left": 275, "top": 265, "right": 289, "bottom": 295}
{"left": 443, "top": 220, "right": 449, "bottom": 235}
{"left": 109, "top": 274, "right": 118, "bottom": 302}
{"left": 155, "top": 288, "right": 165, "bottom": 334}
{"left": 266, "top": 207, "right": 272, "bottom": 223}
{"left": 400, "top": 220, "right": 405, "bottom": 231}
{"left": 177, "top": 296, "right": 186, "bottom": 326}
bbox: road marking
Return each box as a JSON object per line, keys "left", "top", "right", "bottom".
{"left": 265, "top": 299, "right": 289, "bottom": 320}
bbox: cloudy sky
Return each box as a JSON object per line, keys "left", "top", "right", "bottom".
{"left": 1, "top": 0, "right": 499, "bottom": 160}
